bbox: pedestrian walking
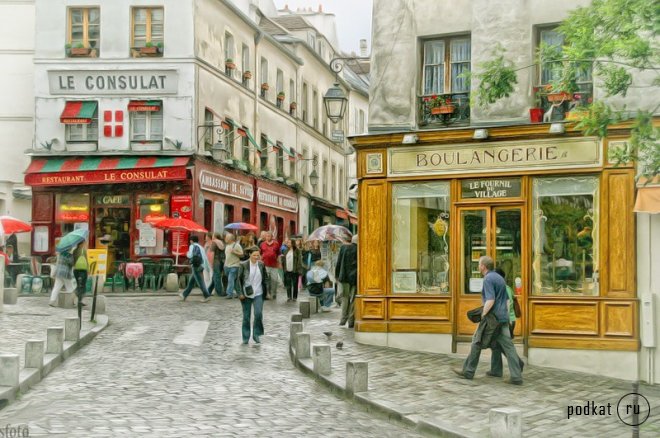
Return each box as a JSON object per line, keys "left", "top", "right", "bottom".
{"left": 49, "top": 249, "right": 76, "bottom": 306}
{"left": 335, "top": 235, "right": 358, "bottom": 328}
{"left": 237, "top": 247, "right": 269, "bottom": 344}
{"left": 259, "top": 231, "right": 280, "bottom": 300}
{"left": 72, "top": 241, "right": 89, "bottom": 317}
{"left": 179, "top": 235, "right": 211, "bottom": 302}
{"left": 453, "top": 256, "right": 523, "bottom": 385}
{"left": 207, "top": 232, "right": 226, "bottom": 297}
{"left": 281, "top": 239, "right": 303, "bottom": 302}
{"left": 224, "top": 233, "right": 243, "bottom": 299}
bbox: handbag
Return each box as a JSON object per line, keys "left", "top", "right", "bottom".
{"left": 244, "top": 284, "right": 254, "bottom": 297}
{"left": 467, "top": 306, "right": 483, "bottom": 323}
{"left": 513, "top": 296, "right": 522, "bottom": 318}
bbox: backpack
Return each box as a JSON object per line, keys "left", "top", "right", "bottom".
{"left": 191, "top": 245, "right": 203, "bottom": 268}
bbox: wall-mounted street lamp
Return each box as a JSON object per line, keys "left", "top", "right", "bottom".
{"left": 196, "top": 123, "right": 229, "bottom": 161}
{"left": 298, "top": 156, "right": 319, "bottom": 190}
{"left": 323, "top": 57, "right": 369, "bottom": 123}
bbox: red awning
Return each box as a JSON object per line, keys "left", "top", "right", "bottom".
{"left": 128, "top": 100, "right": 162, "bottom": 112}
{"left": 336, "top": 209, "right": 349, "bottom": 220}
{"left": 60, "top": 101, "right": 97, "bottom": 124}
{"left": 349, "top": 217, "right": 358, "bottom": 225}
{"left": 25, "top": 156, "right": 189, "bottom": 186}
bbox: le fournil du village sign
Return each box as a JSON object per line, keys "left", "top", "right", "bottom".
{"left": 48, "top": 70, "right": 178, "bottom": 95}
{"left": 388, "top": 138, "right": 601, "bottom": 176}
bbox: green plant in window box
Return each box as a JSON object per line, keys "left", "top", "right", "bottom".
{"left": 139, "top": 41, "right": 160, "bottom": 55}
{"left": 69, "top": 42, "right": 92, "bottom": 56}
{"left": 225, "top": 58, "right": 236, "bottom": 70}
{"left": 277, "top": 91, "right": 285, "bottom": 101}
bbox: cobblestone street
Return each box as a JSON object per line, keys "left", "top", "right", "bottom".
{"left": 0, "top": 295, "right": 422, "bottom": 437}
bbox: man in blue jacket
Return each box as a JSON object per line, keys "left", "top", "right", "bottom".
{"left": 454, "top": 255, "right": 523, "bottom": 385}
{"left": 179, "top": 235, "right": 211, "bottom": 302}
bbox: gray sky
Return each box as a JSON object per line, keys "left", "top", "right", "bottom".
{"left": 273, "top": 0, "right": 373, "bottom": 54}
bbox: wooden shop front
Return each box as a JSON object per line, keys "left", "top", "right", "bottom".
{"left": 351, "top": 124, "right": 638, "bottom": 358}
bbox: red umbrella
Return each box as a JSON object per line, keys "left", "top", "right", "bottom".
{"left": 0, "top": 215, "right": 32, "bottom": 236}
{"left": 153, "top": 217, "right": 207, "bottom": 264}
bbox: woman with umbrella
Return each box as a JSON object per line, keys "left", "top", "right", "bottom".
{"left": 49, "top": 229, "right": 88, "bottom": 307}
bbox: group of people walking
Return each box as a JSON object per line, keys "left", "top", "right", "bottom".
{"left": 178, "top": 230, "right": 359, "bottom": 344}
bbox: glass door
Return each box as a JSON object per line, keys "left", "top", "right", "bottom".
{"left": 493, "top": 207, "right": 523, "bottom": 338}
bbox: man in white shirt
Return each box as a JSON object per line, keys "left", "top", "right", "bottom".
{"left": 237, "top": 247, "right": 269, "bottom": 344}
{"left": 224, "top": 233, "right": 244, "bottom": 299}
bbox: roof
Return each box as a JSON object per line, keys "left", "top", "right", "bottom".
{"left": 271, "top": 15, "right": 314, "bottom": 31}
{"left": 258, "top": 16, "right": 289, "bottom": 36}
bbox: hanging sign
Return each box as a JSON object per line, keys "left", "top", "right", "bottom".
{"left": 461, "top": 178, "right": 521, "bottom": 199}
{"left": 199, "top": 170, "right": 254, "bottom": 202}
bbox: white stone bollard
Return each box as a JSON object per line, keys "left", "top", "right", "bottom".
{"left": 290, "top": 322, "right": 303, "bottom": 346}
{"left": 309, "top": 296, "right": 318, "bottom": 314}
{"left": 165, "top": 273, "right": 179, "bottom": 292}
{"left": 94, "top": 295, "right": 107, "bottom": 314}
{"left": 490, "top": 407, "right": 522, "bottom": 438}
{"left": 58, "top": 291, "right": 75, "bottom": 308}
{"left": 64, "top": 317, "right": 81, "bottom": 342}
{"left": 25, "top": 340, "right": 45, "bottom": 369}
{"left": 346, "top": 361, "right": 369, "bottom": 394}
{"left": 299, "top": 300, "right": 310, "bottom": 318}
{"left": 0, "top": 354, "right": 20, "bottom": 387}
{"left": 295, "top": 332, "right": 311, "bottom": 359}
{"left": 313, "top": 344, "right": 331, "bottom": 375}
{"left": 2, "top": 288, "right": 17, "bottom": 305}
{"left": 290, "top": 313, "right": 303, "bottom": 322}
{"left": 46, "top": 327, "right": 64, "bottom": 354}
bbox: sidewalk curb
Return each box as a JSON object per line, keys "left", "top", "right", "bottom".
{"left": 0, "top": 314, "right": 109, "bottom": 410}
{"left": 288, "top": 340, "right": 479, "bottom": 438}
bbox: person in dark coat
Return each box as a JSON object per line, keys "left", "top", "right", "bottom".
{"left": 335, "top": 235, "right": 358, "bottom": 328}
{"left": 236, "top": 247, "right": 269, "bottom": 344}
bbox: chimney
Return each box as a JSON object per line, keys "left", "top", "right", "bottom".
{"left": 319, "top": 4, "right": 323, "bottom": 13}
{"left": 284, "top": 4, "right": 289, "bottom": 11}
{"left": 360, "top": 39, "right": 368, "bottom": 57}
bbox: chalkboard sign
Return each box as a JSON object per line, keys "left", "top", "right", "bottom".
{"left": 461, "top": 178, "right": 521, "bottom": 199}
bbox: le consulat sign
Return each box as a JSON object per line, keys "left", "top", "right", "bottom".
{"left": 48, "top": 70, "right": 178, "bottom": 95}
{"left": 388, "top": 137, "right": 601, "bottom": 176}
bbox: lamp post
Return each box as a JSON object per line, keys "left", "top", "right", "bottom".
{"left": 196, "top": 123, "right": 229, "bottom": 161}
{"left": 298, "top": 156, "right": 319, "bottom": 191}
{"left": 322, "top": 57, "right": 369, "bottom": 123}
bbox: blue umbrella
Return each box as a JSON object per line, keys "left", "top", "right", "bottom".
{"left": 56, "top": 228, "right": 89, "bottom": 252}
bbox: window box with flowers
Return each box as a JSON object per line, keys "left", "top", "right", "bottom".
{"left": 243, "top": 71, "right": 252, "bottom": 80}
{"left": 427, "top": 95, "right": 455, "bottom": 115}
{"left": 277, "top": 91, "right": 285, "bottom": 101}
{"left": 261, "top": 83, "right": 270, "bottom": 91}
{"left": 67, "top": 43, "right": 94, "bottom": 57}
{"left": 135, "top": 41, "right": 163, "bottom": 56}
{"left": 289, "top": 101, "right": 297, "bottom": 116}
{"left": 529, "top": 87, "right": 544, "bottom": 123}
{"left": 225, "top": 59, "right": 236, "bottom": 70}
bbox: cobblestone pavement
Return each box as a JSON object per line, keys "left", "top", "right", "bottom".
{"left": 0, "top": 297, "right": 97, "bottom": 368}
{"left": 0, "top": 293, "right": 422, "bottom": 437}
{"left": 301, "top": 307, "right": 660, "bottom": 437}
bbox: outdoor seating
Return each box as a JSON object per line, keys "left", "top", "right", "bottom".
{"left": 157, "top": 258, "right": 175, "bottom": 290}
{"left": 141, "top": 261, "right": 158, "bottom": 291}
{"left": 125, "top": 262, "right": 143, "bottom": 291}
{"left": 103, "top": 261, "right": 126, "bottom": 293}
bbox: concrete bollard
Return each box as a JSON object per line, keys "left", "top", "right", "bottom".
{"left": 25, "top": 340, "right": 45, "bottom": 369}
{"left": 294, "top": 332, "right": 311, "bottom": 360}
{"left": 0, "top": 354, "right": 20, "bottom": 387}
{"left": 3, "top": 288, "right": 17, "bottom": 305}
{"left": 346, "top": 361, "right": 369, "bottom": 394}
{"left": 165, "top": 273, "right": 179, "bottom": 292}
{"left": 94, "top": 295, "right": 107, "bottom": 314}
{"left": 58, "top": 291, "right": 75, "bottom": 309}
{"left": 309, "top": 296, "right": 318, "bottom": 314}
{"left": 64, "top": 317, "right": 81, "bottom": 342}
{"left": 290, "top": 313, "right": 303, "bottom": 322}
{"left": 490, "top": 407, "right": 522, "bottom": 438}
{"left": 46, "top": 327, "right": 64, "bottom": 354}
{"left": 290, "top": 322, "right": 303, "bottom": 346}
{"left": 313, "top": 344, "right": 331, "bottom": 375}
{"left": 299, "top": 300, "right": 310, "bottom": 318}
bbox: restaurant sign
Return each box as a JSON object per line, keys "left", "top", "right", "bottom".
{"left": 257, "top": 188, "right": 298, "bottom": 213}
{"left": 388, "top": 138, "right": 601, "bottom": 176}
{"left": 199, "top": 170, "right": 254, "bottom": 202}
{"left": 461, "top": 178, "right": 521, "bottom": 199}
{"left": 48, "top": 70, "right": 178, "bottom": 95}
{"left": 25, "top": 167, "right": 187, "bottom": 186}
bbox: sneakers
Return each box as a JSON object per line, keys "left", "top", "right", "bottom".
{"left": 202, "top": 296, "right": 211, "bottom": 303}
{"left": 178, "top": 293, "right": 186, "bottom": 301}
{"left": 253, "top": 336, "right": 261, "bottom": 344}
{"left": 506, "top": 379, "right": 523, "bottom": 386}
{"left": 225, "top": 295, "right": 234, "bottom": 299}
{"left": 485, "top": 371, "right": 502, "bottom": 377}
{"left": 48, "top": 301, "right": 57, "bottom": 308}
{"left": 452, "top": 368, "right": 472, "bottom": 380}
{"left": 320, "top": 306, "right": 332, "bottom": 312}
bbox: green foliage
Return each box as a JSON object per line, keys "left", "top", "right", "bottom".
{"left": 145, "top": 41, "right": 154, "bottom": 48}
{"left": 156, "top": 42, "right": 163, "bottom": 49}
{"left": 471, "top": 0, "right": 659, "bottom": 176}
{"left": 74, "top": 42, "right": 85, "bottom": 49}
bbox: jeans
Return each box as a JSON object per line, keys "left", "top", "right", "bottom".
{"left": 284, "top": 271, "right": 299, "bottom": 300}
{"left": 208, "top": 262, "right": 225, "bottom": 296}
{"left": 182, "top": 267, "right": 210, "bottom": 298}
{"left": 225, "top": 266, "right": 239, "bottom": 297}
{"left": 309, "top": 287, "right": 334, "bottom": 308}
{"left": 462, "top": 321, "right": 523, "bottom": 382}
{"left": 241, "top": 294, "right": 264, "bottom": 343}
{"left": 340, "top": 282, "right": 356, "bottom": 325}
{"left": 266, "top": 266, "right": 280, "bottom": 298}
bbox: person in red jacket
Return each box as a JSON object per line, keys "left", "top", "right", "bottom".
{"left": 259, "top": 231, "right": 280, "bottom": 300}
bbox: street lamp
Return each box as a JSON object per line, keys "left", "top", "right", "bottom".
{"left": 309, "top": 168, "right": 319, "bottom": 189}
{"left": 196, "top": 123, "right": 229, "bottom": 161}
{"left": 322, "top": 56, "right": 369, "bottom": 123}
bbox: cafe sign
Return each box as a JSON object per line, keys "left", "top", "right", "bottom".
{"left": 461, "top": 178, "right": 521, "bottom": 199}
{"left": 388, "top": 138, "right": 601, "bottom": 176}
{"left": 199, "top": 170, "right": 254, "bottom": 202}
{"left": 48, "top": 70, "right": 178, "bottom": 95}
{"left": 96, "top": 194, "right": 130, "bottom": 206}
{"left": 257, "top": 188, "right": 298, "bottom": 213}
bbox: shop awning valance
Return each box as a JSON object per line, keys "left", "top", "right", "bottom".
{"left": 634, "top": 186, "right": 660, "bottom": 214}
{"left": 24, "top": 156, "right": 189, "bottom": 186}
{"left": 60, "top": 101, "right": 97, "bottom": 124}
{"left": 128, "top": 100, "right": 161, "bottom": 112}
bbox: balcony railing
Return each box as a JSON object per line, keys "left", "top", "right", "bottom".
{"left": 419, "top": 93, "right": 470, "bottom": 127}
{"left": 537, "top": 85, "right": 593, "bottom": 123}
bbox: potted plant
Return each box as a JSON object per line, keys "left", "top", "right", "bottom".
{"left": 428, "top": 95, "right": 455, "bottom": 114}
{"left": 69, "top": 42, "right": 91, "bottom": 56}
{"left": 289, "top": 101, "right": 297, "bottom": 110}
{"left": 139, "top": 41, "right": 160, "bottom": 55}
{"left": 261, "top": 83, "right": 270, "bottom": 91}
{"left": 277, "top": 91, "right": 285, "bottom": 101}
{"left": 243, "top": 70, "right": 252, "bottom": 80}
{"left": 529, "top": 86, "right": 544, "bottom": 123}
{"left": 225, "top": 58, "right": 236, "bottom": 70}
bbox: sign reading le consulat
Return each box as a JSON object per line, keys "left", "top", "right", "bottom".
{"left": 48, "top": 70, "right": 178, "bottom": 95}
{"left": 389, "top": 138, "right": 601, "bottom": 176}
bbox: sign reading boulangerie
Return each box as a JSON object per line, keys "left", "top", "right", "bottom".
{"left": 49, "top": 70, "right": 178, "bottom": 95}
{"left": 389, "top": 138, "right": 601, "bottom": 176}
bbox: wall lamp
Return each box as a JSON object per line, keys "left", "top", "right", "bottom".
{"left": 549, "top": 122, "right": 566, "bottom": 134}
{"left": 473, "top": 129, "right": 489, "bottom": 140}
{"left": 322, "top": 56, "right": 370, "bottom": 123}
